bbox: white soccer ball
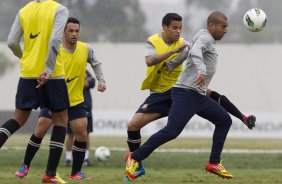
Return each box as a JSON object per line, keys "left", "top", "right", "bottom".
{"left": 243, "top": 8, "right": 267, "bottom": 32}
{"left": 94, "top": 146, "right": 110, "bottom": 161}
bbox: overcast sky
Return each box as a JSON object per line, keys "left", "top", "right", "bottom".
{"left": 140, "top": 0, "right": 186, "bottom": 34}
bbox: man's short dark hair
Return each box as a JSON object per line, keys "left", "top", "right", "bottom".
{"left": 66, "top": 17, "right": 80, "bottom": 27}
{"left": 162, "top": 13, "right": 182, "bottom": 26}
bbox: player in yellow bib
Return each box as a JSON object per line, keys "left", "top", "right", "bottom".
{"left": 15, "top": 17, "right": 106, "bottom": 181}
{"left": 65, "top": 70, "right": 96, "bottom": 167}
{"left": 2, "top": 1, "right": 69, "bottom": 183}
{"left": 124, "top": 13, "right": 256, "bottom": 181}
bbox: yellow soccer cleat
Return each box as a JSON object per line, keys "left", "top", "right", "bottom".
{"left": 205, "top": 161, "right": 234, "bottom": 179}
{"left": 42, "top": 172, "right": 68, "bottom": 184}
{"left": 125, "top": 152, "right": 141, "bottom": 181}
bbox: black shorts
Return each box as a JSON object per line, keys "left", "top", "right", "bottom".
{"left": 66, "top": 110, "right": 93, "bottom": 134}
{"left": 67, "top": 102, "right": 88, "bottom": 121}
{"left": 136, "top": 89, "right": 172, "bottom": 118}
{"left": 39, "top": 108, "right": 52, "bottom": 119}
{"left": 39, "top": 103, "right": 88, "bottom": 134}
{"left": 16, "top": 78, "right": 69, "bottom": 112}
{"left": 86, "top": 110, "right": 93, "bottom": 133}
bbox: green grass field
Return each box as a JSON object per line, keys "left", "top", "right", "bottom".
{"left": 1, "top": 135, "right": 282, "bottom": 184}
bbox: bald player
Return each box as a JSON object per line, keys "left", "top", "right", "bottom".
{"left": 125, "top": 11, "right": 235, "bottom": 181}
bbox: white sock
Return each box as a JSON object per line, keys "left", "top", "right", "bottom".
{"left": 84, "top": 150, "right": 89, "bottom": 160}
{"left": 66, "top": 151, "right": 72, "bottom": 161}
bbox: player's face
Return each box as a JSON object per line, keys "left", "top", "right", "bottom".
{"left": 210, "top": 17, "right": 228, "bottom": 40}
{"left": 163, "top": 20, "right": 182, "bottom": 43}
{"left": 64, "top": 23, "right": 80, "bottom": 44}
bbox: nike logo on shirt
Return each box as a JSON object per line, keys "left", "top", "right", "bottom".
{"left": 30, "top": 32, "right": 40, "bottom": 39}
{"left": 66, "top": 76, "right": 79, "bottom": 83}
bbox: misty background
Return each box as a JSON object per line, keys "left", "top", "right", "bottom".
{"left": 0, "top": 0, "right": 281, "bottom": 137}
{"left": 0, "top": 0, "right": 281, "bottom": 43}
{"left": 0, "top": 0, "right": 281, "bottom": 79}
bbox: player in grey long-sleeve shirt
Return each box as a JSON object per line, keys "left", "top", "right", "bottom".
{"left": 167, "top": 29, "right": 256, "bottom": 130}
{"left": 7, "top": 0, "right": 68, "bottom": 77}
{"left": 1, "top": 0, "right": 70, "bottom": 183}
{"left": 126, "top": 11, "right": 234, "bottom": 181}
{"left": 174, "top": 28, "right": 218, "bottom": 94}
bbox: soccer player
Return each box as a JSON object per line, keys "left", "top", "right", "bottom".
{"left": 3, "top": 0, "right": 69, "bottom": 183}
{"left": 125, "top": 13, "right": 255, "bottom": 181}
{"left": 14, "top": 17, "right": 106, "bottom": 181}
{"left": 65, "top": 70, "right": 96, "bottom": 167}
{"left": 126, "top": 11, "right": 235, "bottom": 180}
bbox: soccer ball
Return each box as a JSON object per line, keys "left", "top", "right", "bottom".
{"left": 243, "top": 8, "right": 267, "bottom": 32}
{"left": 94, "top": 146, "right": 110, "bottom": 161}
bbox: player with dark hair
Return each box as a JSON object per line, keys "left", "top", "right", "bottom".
{"left": 126, "top": 11, "right": 240, "bottom": 180}
{"left": 125, "top": 12, "right": 255, "bottom": 181}
{"left": 14, "top": 17, "right": 106, "bottom": 181}
{"left": 3, "top": 0, "right": 69, "bottom": 183}
{"left": 65, "top": 70, "right": 96, "bottom": 167}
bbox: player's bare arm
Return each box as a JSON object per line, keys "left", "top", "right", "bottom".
{"left": 145, "top": 44, "right": 188, "bottom": 67}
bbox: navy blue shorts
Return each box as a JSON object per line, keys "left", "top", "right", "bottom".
{"left": 67, "top": 102, "right": 88, "bottom": 121}
{"left": 67, "top": 110, "right": 93, "bottom": 134}
{"left": 136, "top": 89, "right": 172, "bottom": 118}
{"left": 39, "top": 108, "right": 52, "bottom": 119}
{"left": 66, "top": 103, "right": 88, "bottom": 134}
{"left": 86, "top": 110, "right": 93, "bottom": 133}
{"left": 39, "top": 103, "right": 88, "bottom": 134}
{"left": 16, "top": 78, "right": 69, "bottom": 112}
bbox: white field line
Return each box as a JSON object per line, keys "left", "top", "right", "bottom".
{"left": 109, "top": 147, "right": 282, "bottom": 154}
{"left": 2, "top": 146, "right": 282, "bottom": 154}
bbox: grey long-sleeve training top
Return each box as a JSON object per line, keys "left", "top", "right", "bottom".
{"left": 174, "top": 29, "right": 218, "bottom": 95}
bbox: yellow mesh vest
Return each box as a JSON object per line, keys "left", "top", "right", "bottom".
{"left": 19, "top": 0, "right": 64, "bottom": 78}
{"left": 141, "top": 33, "right": 184, "bottom": 92}
{"left": 61, "top": 42, "right": 88, "bottom": 107}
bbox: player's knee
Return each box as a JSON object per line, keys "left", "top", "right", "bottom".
{"left": 209, "top": 91, "right": 222, "bottom": 103}
{"left": 223, "top": 113, "right": 232, "bottom": 127}
{"left": 169, "top": 132, "right": 179, "bottom": 140}
{"left": 34, "top": 127, "right": 48, "bottom": 138}
{"left": 127, "top": 122, "right": 139, "bottom": 131}
{"left": 52, "top": 111, "right": 68, "bottom": 127}
{"left": 74, "top": 130, "right": 87, "bottom": 141}
{"left": 127, "top": 118, "right": 142, "bottom": 131}
{"left": 164, "top": 128, "right": 181, "bottom": 140}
